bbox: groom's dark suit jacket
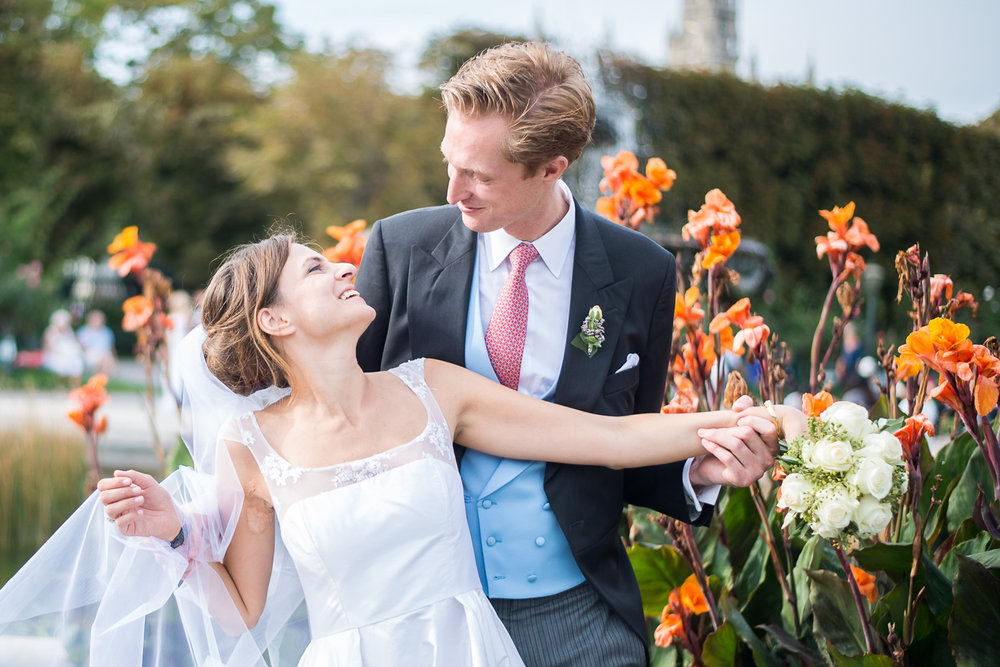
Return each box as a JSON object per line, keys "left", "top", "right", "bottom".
{"left": 354, "top": 201, "right": 712, "bottom": 644}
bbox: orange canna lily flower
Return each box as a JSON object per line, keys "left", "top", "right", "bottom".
{"left": 68, "top": 374, "right": 110, "bottom": 432}
{"left": 709, "top": 298, "right": 753, "bottom": 333}
{"left": 733, "top": 322, "right": 771, "bottom": 352}
{"left": 928, "top": 375, "right": 964, "bottom": 414}
{"left": 843, "top": 217, "right": 879, "bottom": 253}
{"left": 663, "top": 380, "right": 699, "bottom": 414}
{"left": 702, "top": 230, "right": 741, "bottom": 269}
{"left": 674, "top": 287, "right": 705, "bottom": 329}
{"left": 326, "top": 219, "right": 366, "bottom": 241}
{"left": 107, "top": 226, "right": 156, "bottom": 277}
{"left": 324, "top": 219, "right": 368, "bottom": 268}
{"left": 599, "top": 151, "right": 641, "bottom": 196}
{"left": 653, "top": 610, "right": 685, "bottom": 648}
{"left": 801, "top": 391, "right": 834, "bottom": 417}
{"left": 819, "top": 201, "right": 856, "bottom": 235}
{"left": 894, "top": 348, "right": 925, "bottom": 381}
{"left": 122, "top": 295, "right": 154, "bottom": 332}
{"left": 956, "top": 344, "right": 1000, "bottom": 415}
{"left": 815, "top": 232, "right": 849, "bottom": 261}
{"left": 672, "top": 574, "right": 710, "bottom": 615}
{"left": 622, "top": 175, "right": 662, "bottom": 208}
{"left": 684, "top": 189, "right": 741, "bottom": 250}
{"left": 930, "top": 274, "right": 954, "bottom": 305}
{"left": 596, "top": 196, "right": 617, "bottom": 221}
{"left": 925, "top": 317, "right": 970, "bottom": 351}
{"left": 840, "top": 252, "right": 867, "bottom": 282}
{"left": 772, "top": 465, "right": 787, "bottom": 482}
{"left": 645, "top": 157, "right": 676, "bottom": 191}
{"left": 815, "top": 203, "right": 879, "bottom": 281}
{"left": 850, "top": 564, "right": 878, "bottom": 603}
{"left": 894, "top": 413, "right": 935, "bottom": 458}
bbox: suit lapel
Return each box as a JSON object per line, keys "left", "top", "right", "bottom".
{"left": 407, "top": 214, "right": 477, "bottom": 366}
{"left": 548, "top": 206, "right": 633, "bottom": 481}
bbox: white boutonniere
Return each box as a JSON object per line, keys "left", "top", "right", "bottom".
{"left": 570, "top": 305, "right": 605, "bottom": 358}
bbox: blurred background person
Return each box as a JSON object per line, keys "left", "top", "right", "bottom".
{"left": 42, "top": 309, "right": 84, "bottom": 385}
{"left": 77, "top": 309, "right": 116, "bottom": 375}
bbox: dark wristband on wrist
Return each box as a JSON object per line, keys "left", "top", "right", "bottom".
{"left": 169, "top": 526, "right": 185, "bottom": 549}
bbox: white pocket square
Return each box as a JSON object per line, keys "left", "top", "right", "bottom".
{"left": 615, "top": 353, "right": 639, "bottom": 374}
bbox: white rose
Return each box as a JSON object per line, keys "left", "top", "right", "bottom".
{"left": 853, "top": 496, "right": 893, "bottom": 538}
{"left": 778, "top": 473, "right": 814, "bottom": 513}
{"left": 822, "top": 401, "right": 877, "bottom": 439}
{"left": 810, "top": 487, "right": 859, "bottom": 539}
{"left": 853, "top": 457, "right": 894, "bottom": 499}
{"left": 859, "top": 431, "right": 904, "bottom": 464}
{"left": 808, "top": 439, "right": 854, "bottom": 472}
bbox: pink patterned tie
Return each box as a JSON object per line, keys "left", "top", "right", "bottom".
{"left": 486, "top": 242, "right": 540, "bottom": 390}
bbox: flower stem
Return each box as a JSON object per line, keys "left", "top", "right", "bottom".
{"left": 750, "top": 483, "right": 800, "bottom": 634}
{"left": 85, "top": 430, "right": 101, "bottom": 493}
{"left": 835, "top": 546, "right": 878, "bottom": 654}
{"left": 810, "top": 278, "right": 839, "bottom": 393}
{"left": 674, "top": 522, "right": 722, "bottom": 631}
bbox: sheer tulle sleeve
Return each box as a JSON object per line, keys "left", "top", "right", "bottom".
{"left": 0, "top": 327, "right": 306, "bottom": 666}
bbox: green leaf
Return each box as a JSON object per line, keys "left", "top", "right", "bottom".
{"left": 757, "top": 624, "right": 824, "bottom": 665}
{"left": 853, "top": 542, "right": 913, "bottom": 582}
{"left": 701, "top": 622, "right": 739, "bottom": 667}
{"left": 649, "top": 641, "right": 679, "bottom": 667}
{"left": 792, "top": 535, "right": 825, "bottom": 625}
{"left": 967, "top": 548, "right": 1000, "bottom": 569}
{"left": 942, "top": 436, "right": 996, "bottom": 532}
{"left": 720, "top": 596, "right": 782, "bottom": 667}
{"left": 852, "top": 541, "right": 953, "bottom": 619}
{"left": 733, "top": 532, "right": 769, "bottom": 603}
{"left": 826, "top": 641, "right": 894, "bottom": 666}
{"left": 807, "top": 568, "right": 867, "bottom": 657}
{"left": 722, "top": 486, "right": 760, "bottom": 574}
{"left": 738, "top": 551, "right": 784, "bottom": 631}
{"left": 627, "top": 543, "right": 692, "bottom": 618}
{"left": 949, "top": 554, "right": 1000, "bottom": 667}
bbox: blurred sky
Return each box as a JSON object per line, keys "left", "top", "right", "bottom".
{"left": 270, "top": 0, "right": 1000, "bottom": 126}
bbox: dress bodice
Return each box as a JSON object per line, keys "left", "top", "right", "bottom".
{"left": 224, "top": 359, "right": 521, "bottom": 665}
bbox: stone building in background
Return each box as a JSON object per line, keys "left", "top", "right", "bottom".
{"left": 667, "top": 0, "right": 738, "bottom": 73}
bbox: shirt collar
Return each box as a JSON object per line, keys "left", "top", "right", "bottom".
{"left": 483, "top": 180, "right": 576, "bottom": 278}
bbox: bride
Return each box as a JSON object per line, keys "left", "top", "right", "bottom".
{"left": 3, "top": 233, "right": 803, "bottom": 666}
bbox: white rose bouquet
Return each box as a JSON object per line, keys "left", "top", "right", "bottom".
{"left": 777, "top": 401, "right": 908, "bottom": 543}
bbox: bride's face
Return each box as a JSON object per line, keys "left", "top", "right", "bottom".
{"left": 265, "top": 243, "right": 374, "bottom": 340}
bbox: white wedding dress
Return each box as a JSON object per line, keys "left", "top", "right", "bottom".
{"left": 0, "top": 358, "right": 522, "bottom": 667}
{"left": 227, "top": 359, "right": 523, "bottom": 666}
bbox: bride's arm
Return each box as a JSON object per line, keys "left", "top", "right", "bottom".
{"left": 426, "top": 359, "right": 805, "bottom": 468}
{"left": 98, "top": 442, "right": 275, "bottom": 630}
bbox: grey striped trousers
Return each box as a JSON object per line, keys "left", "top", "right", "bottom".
{"left": 490, "top": 581, "right": 646, "bottom": 666}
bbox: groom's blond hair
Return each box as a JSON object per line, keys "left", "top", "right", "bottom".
{"left": 440, "top": 41, "right": 596, "bottom": 174}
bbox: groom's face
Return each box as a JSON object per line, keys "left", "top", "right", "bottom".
{"left": 441, "top": 113, "right": 551, "bottom": 241}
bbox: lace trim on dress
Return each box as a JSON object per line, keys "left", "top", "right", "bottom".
{"left": 231, "top": 359, "right": 456, "bottom": 515}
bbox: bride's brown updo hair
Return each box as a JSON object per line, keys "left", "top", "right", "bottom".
{"left": 200, "top": 234, "right": 295, "bottom": 396}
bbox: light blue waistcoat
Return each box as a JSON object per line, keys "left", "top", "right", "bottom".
{"left": 460, "top": 254, "right": 585, "bottom": 598}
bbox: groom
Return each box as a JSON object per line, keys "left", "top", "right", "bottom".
{"left": 354, "top": 42, "right": 776, "bottom": 665}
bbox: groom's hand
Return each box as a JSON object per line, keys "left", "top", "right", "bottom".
{"left": 98, "top": 469, "right": 182, "bottom": 543}
{"left": 688, "top": 396, "right": 778, "bottom": 488}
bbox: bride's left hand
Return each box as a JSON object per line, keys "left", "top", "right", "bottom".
{"left": 97, "top": 469, "right": 182, "bottom": 543}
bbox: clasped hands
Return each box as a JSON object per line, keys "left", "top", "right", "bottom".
{"left": 690, "top": 396, "right": 806, "bottom": 489}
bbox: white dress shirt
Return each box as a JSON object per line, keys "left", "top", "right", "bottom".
{"left": 476, "top": 181, "right": 719, "bottom": 512}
